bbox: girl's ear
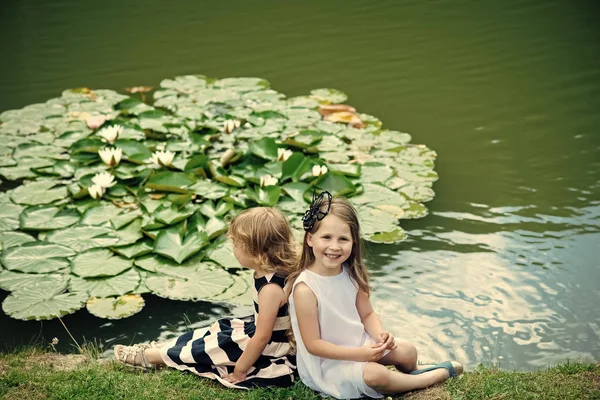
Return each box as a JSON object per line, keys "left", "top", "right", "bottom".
{"left": 306, "top": 233, "right": 314, "bottom": 247}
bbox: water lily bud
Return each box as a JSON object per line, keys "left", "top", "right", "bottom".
{"left": 224, "top": 120, "right": 238, "bottom": 133}
{"left": 86, "top": 115, "right": 110, "bottom": 130}
{"left": 312, "top": 165, "right": 328, "bottom": 177}
{"left": 97, "top": 125, "right": 123, "bottom": 144}
{"left": 98, "top": 147, "right": 123, "bottom": 167}
{"left": 277, "top": 148, "right": 293, "bottom": 162}
{"left": 149, "top": 150, "right": 175, "bottom": 167}
{"left": 260, "top": 174, "right": 278, "bottom": 187}
{"left": 91, "top": 172, "right": 117, "bottom": 189}
{"left": 88, "top": 184, "right": 105, "bottom": 199}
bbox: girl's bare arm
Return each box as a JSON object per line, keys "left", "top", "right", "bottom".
{"left": 356, "top": 289, "right": 396, "bottom": 350}
{"left": 294, "top": 283, "right": 385, "bottom": 362}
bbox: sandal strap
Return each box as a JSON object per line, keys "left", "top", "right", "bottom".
{"left": 409, "top": 361, "right": 457, "bottom": 378}
{"left": 115, "top": 345, "right": 152, "bottom": 369}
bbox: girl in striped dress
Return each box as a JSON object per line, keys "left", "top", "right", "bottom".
{"left": 114, "top": 207, "right": 297, "bottom": 389}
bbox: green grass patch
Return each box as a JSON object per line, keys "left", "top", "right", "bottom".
{"left": 0, "top": 348, "right": 598, "bottom": 400}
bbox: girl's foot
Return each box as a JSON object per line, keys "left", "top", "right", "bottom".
{"left": 114, "top": 343, "right": 157, "bottom": 370}
{"left": 409, "top": 361, "right": 463, "bottom": 378}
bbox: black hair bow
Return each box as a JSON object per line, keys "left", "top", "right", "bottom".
{"left": 302, "top": 190, "right": 332, "bottom": 231}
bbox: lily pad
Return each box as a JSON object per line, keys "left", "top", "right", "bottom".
{"left": 0, "top": 231, "right": 36, "bottom": 251}
{"left": 211, "top": 269, "right": 253, "bottom": 306}
{"left": 46, "top": 225, "right": 120, "bottom": 252}
{"left": 206, "top": 240, "right": 241, "bottom": 269}
{"left": 0, "top": 270, "right": 69, "bottom": 292}
{"left": 2, "top": 281, "right": 87, "bottom": 321}
{"left": 1, "top": 242, "right": 75, "bottom": 273}
{"left": 111, "top": 239, "right": 154, "bottom": 259}
{"left": 9, "top": 180, "right": 68, "bottom": 206}
{"left": 145, "top": 171, "right": 196, "bottom": 193}
{"left": 20, "top": 206, "right": 80, "bottom": 231}
{"left": 86, "top": 294, "right": 145, "bottom": 319}
{"left": 70, "top": 268, "right": 140, "bottom": 297}
{"left": 144, "top": 263, "right": 234, "bottom": 301}
{"left": 153, "top": 226, "right": 210, "bottom": 264}
{"left": 71, "top": 248, "right": 133, "bottom": 278}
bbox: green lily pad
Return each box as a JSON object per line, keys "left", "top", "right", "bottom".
{"left": 204, "top": 216, "right": 228, "bottom": 239}
{"left": 368, "top": 228, "right": 407, "bottom": 244}
{"left": 154, "top": 203, "right": 196, "bottom": 225}
{"left": 9, "top": 180, "right": 68, "bottom": 206}
{"left": 81, "top": 204, "right": 124, "bottom": 226}
{"left": 350, "top": 183, "right": 408, "bottom": 208}
{"left": 211, "top": 269, "right": 253, "bottom": 306}
{"left": 248, "top": 137, "right": 278, "bottom": 160}
{"left": 71, "top": 248, "right": 133, "bottom": 278}
{"left": 20, "top": 206, "right": 80, "bottom": 231}
{"left": 1, "top": 242, "right": 75, "bottom": 273}
{"left": 0, "top": 157, "right": 54, "bottom": 180}
{"left": 205, "top": 240, "right": 241, "bottom": 269}
{"left": 0, "top": 270, "right": 69, "bottom": 292}
{"left": 399, "top": 184, "right": 435, "bottom": 203}
{"left": 0, "top": 203, "right": 25, "bottom": 231}
{"left": 86, "top": 294, "right": 145, "bottom": 319}
{"left": 2, "top": 281, "right": 87, "bottom": 321}
{"left": 199, "top": 200, "right": 232, "bottom": 218}
{"left": 361, "top": 162, "right": 394, "bottom": 183}
{"left": 281, "top": 152, "right": 312, "bottom": 183}
{"left": 190, "top": 179, "right": 229, "bottom": 200}
{"left": 0, "top": 231, "right": 36, "bottom": 251}
{"left": 281, "top": 182, "right": 310, "bottom": 204}
{"left": 315, "top": 172, "right": 357, "bottom": 197}
{"left": 153, "top": 226, "right": 210, "bottom": 264}
{"left": 310, "top": 88, "right": 348, "bottom": 104}
{"left": 401, "top": 201, "right": 429, "bottom": 219}
{"left": 112, "top": 218, "right": 144, "bottom": 246}
{"left": 244, "top": 186, "right": 281, "bottom": 207}
{"left": 144, "top": 263, "right": 234, "bottom": 301}
{"left": 111, "top": 239, "right": 154, "bottom": 259}
{"left": 70, "top": 268, "right": 140, "bottom": 297}
{"left": 46, "top": 225, "right": 120, "bottom": 252}
{"left": 145, "top": 171, "right": 196, "bottom": 193}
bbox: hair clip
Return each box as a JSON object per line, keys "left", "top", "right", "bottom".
{"left": 302, "top": 190, "right": 332, "bottom": 231}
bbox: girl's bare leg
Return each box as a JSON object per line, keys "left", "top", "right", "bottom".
{"left": 377, "top": 340, "right": 418, "bottom": 373}
{"left": 363, "top": 362, "right": 450, "bottom": 394}
{"left": 144, "top": 348, "right": 166, "bottom": 365}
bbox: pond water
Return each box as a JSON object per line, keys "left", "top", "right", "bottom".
{"left": 1, "top": 0, "right": 598, "bottom": 371}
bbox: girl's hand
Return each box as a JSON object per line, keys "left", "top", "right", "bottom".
{"left": 224, "top": 368, "right": 247, "bottom": 384}
{"left": 378, "top": 331, "right": 397, "bottom": 351}
{"left": 359, "top": 342, "right": 387, "bottom": 362}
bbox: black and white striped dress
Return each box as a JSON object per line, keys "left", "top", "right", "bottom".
{"left": 159, "top": 273, "right": 296, "bottom": 389}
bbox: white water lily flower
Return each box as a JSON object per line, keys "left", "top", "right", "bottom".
{"left": 312, "top": 165, "right": 328, "bottom": 177}
{"left": 91, "top": 172, "right": 117, "bottom": 188}
{"left": 97, "top": 125, "right": 123, "bottom": 144}
{"left": 98, "top": 147, "right": 123, "bottom": 167}
{"left": 148, "top": 150, "right": 175, "bottom": 167}
{"left": 277, "top": 148, "right": 293, "bottom": 162}
{"left": 88, "top": 184, "right": 105, "bottom": 200}
{"left": 224, "top": 119, "right": 240, "bottom": 133}
{"left": 51, "top": 337, "right": 59, "bottom": 345}
{"left": 260, "top": 174, "right": 278, "bottom": 187}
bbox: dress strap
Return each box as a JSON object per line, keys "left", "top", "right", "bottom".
{"left": 254, "top": 273, "right": 286, "bottom": 293}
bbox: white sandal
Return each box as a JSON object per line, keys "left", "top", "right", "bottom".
{"left": 114, "top": 343, "right": 157, "bottom": 370}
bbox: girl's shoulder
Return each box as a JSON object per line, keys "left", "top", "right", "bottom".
{"left": 254, "top": 272, "right": 286, "bottom": 292}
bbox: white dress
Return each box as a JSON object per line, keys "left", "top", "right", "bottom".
{"left": 289, "top": 267, "right": 383, "bottom": 399}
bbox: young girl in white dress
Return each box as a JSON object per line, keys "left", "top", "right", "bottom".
{"left": 115, "top": 207, "right": 297, "bottom": 389}
{"left": 288, "top": 192, "right": 462, "bottom": 399}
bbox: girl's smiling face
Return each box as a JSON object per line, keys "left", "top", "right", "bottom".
{"left": 307, "top": 213, "right": 353, "bottom": 275}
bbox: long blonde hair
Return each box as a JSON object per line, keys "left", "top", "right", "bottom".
{"left": 287, "top": 196, "right": 370, "bottom": 294}
{"left": 228, "top": 207, "right": 297, "bottom": 277}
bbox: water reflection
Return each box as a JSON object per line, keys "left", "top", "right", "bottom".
{"left": 369, "top": 208, "right": 600, "bottom": 370}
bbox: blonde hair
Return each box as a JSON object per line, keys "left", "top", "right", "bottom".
{"left": 287, "top": 196, "right": 370, "bottom": 294}
{"left": 228, "top": 207, "right": 297, "bottom": 277}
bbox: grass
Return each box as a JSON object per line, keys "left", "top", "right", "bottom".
{"left": 0, "top": 348, "right": 598, "bottom": 400}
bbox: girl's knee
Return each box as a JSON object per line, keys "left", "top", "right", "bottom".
{"left": 397, "top": 341, "right": 417, "bottom": 359}
{"left": 363, "top": 363, "right": 389, "bottom": 389}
